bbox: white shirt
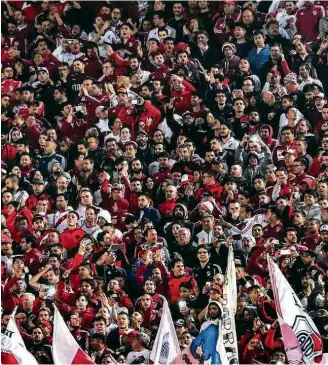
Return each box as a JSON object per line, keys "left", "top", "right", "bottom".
{"left": 47, "top": 208, "right": 73, "bottom": 232}
{"left": 52, "top": 46, "right": 85, "bottom": 65}
{"left": 13, "top": 190, "right": 29, "bottom": 204}
{"left": 126, "top": 349, "right": 151, "bottom": 364}
{"left": 95, "top": 119, "right": 111, "bottom": 133}
{"left": 299, "top": 77, "right": 323, "bottom": 91}
{"left": 147, "top": 26, "right": 176, "bottom": 42}
{"left": 88, "top": 30, "right": 120, "bottom": 58}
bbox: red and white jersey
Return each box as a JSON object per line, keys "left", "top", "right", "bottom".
{"left": 14, "top": 102, "right": 45, "bottom": 117}
{"left": 47, "top": 210, "right": 71, "bottom": 233}
{"left": 1, "top": 79, "right": 23, "bottom": 96}
{"left": 296, "top": 5, "right": 325, "bottom": 42}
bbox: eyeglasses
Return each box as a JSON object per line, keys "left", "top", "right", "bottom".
{"left": 198, "top": 251, "right": 208, "bottom": 255}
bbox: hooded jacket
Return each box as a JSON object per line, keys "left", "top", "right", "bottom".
{"left": 2, "top": 127, "right": 22, "bottom": 164}
{"left": 259, "top": 124, "right": 278, "bottom": 151}
{"left": 200, "top": 300, "right": 224, "bottom": 332}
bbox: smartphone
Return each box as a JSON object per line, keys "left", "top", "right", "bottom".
{"left": 131, "top": 100, "right": 138, "bottom": 105}
{"left": 280, "top": 249, "right": 291, "bottom": 256}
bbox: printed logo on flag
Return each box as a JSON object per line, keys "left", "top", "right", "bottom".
{"left": 159, "top": 333, "right": 169, "bottom": 365}
{"left": 292, "top": 315, "right": 323, "bottom": 363}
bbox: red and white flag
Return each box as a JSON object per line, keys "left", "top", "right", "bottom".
{"left": 53, "top": 305, "right": 95, "bottom": 365}
{"left": 149, "top": 299, "right": 181, "bottom": 364}
{"left": 1, "top": 307, "right": 38, "bottom": 365}
{"left": 221, "top": 247, "right": 239, "bottom": 363}
{"left": 267, "top": 255, "right": 326, "bottom": 364}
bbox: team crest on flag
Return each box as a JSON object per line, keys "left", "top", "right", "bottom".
{"left": 292, "top": 316, "right": 323, "bottom": 362}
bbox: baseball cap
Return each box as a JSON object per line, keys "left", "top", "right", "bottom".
{"left": 111, "top": 183, "right": 124, "bottom": 191}
{"left": 175, "top": 319, "right": 185, "bottom": 327}
{"left": 271, "top": 69, "right": 281, "bottom": 78}
{"left": 282, "top": 149, "right": 298, "bottom": 157}
{"left": 95, "top": 105, "right": 108, "bottom": 114}
{"left": 116, "top": 307, "right": 129, "bottom": 315}
{"left": 175, "top": 42, "right": 189, "bottom": 52}
{"left": 302, "top": 250, "right": 317, "bottom": 258}
{"left": 32, "top": 177, "right": 45, "bottom": 185}
{"left": 180, "top": 174, "right": 193, "bottom": 185}
{"left": 116, "top": 88, "right": 128, "bottom": 94}
{"left": 314, "top": 92, "right": 325, "bottom": 99}
{"left": 36, "top": 67, "right": 49, "bottom": 75}
{"left": 210, "top": 284, "right": 222, "bottom": 294}
{"left": 1, "top": 235, "right": 12, "bottom": 243}
{"left": 320, "top": 224, "right": 328, "bottom": 232}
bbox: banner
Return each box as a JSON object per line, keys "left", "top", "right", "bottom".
{"left": 267, "top": 255, "right": 324, "bottom": 364}
{"left": 149, "top": 298, "right": 181, "bottom": 365}
{"left": 53, "top": 305, "right": 95, "bottom": 365}
{"left": 1, "top": 307, "right": 38, "bottom": 365}
{"left": 221, "top": 247, "right": 239, "bottom": 364}
{"left": 171, "top": 324, "right": 222, "bottom": 365}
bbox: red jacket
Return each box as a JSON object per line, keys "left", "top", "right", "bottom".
{"left": 158, "top": 198, "right": 178, "bottom": 216}
{"left": 2, "top": 277, "right": 21, "bottom": 312}
{"left": 262, "top": 222, "right": 283, "bottom": 241}
{"left": 296, "top": 5, "right": 325, "bottom": 42}
{"left": 57, "top": 117, "right": 88, "bottom": 144}
{"left": 24, "top": 248, "right": 42, "bottom": 275}
{"left": 195, "top": 183, "right": 223, "bottom": 201}
{"left": 264, "top": 328, "right": 284, "bottom": 351}
{"left": 108, "top": 105, "right": 136, "bottom": 136}
{"left": 171, "top": 80, "right": 196, "bottom": 114}
{"left": 24, "top": 125, "right": 41, "bottom": 151}
{"left": 1, "top": 79, "right": 23, "bottom": 98}
{"left": 150, "top": 64, "right": 171, "bottom": 81}
{"left": 153, "top": 167, "right": 171, "bottom": 186}
{"left": 137, "top": 101, "right": 162, "bottom": 135}
{"left": 60, "top": 227, "right": 86, "bottom": 254}
{"left": 83, "top": 93, "right": 110, "bottom": 120}
{"left": 168, "top": 272, "right": 198, "bottom": 303}
{"left": 299, "top": 233, "right": 321, "bottom": 250}
{"left": 246, "top": 245, "right": 268, "bottom": 280}
{"left": 55, "top": 280, "right": 100, "bottom": 309}
{"left": 272, "top": 142, "right": 296, "bottom": 167}
{"left": 308, "top": 157, "right": 323, "bottom": 178}
{"left": 56, "top": 302, "right": 96, "bottom": 329}
{"left": 2, "top": 143, "right": 18, "bottom": 164}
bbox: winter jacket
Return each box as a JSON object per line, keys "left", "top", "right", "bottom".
{"left": 38, "top": 153, "right": 66, "bottom": 178}
{"left": 60, "top": 227, "right": 86, "bottom": 256}
{"left": 247, "top": 45, "right": 271, "bottom": 74}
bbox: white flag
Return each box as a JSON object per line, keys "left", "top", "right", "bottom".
{"left": 221, "top": 247, "right": 239, "bottom": 364}
{"left": 1, "top": 307, "right": 38, "bottom": 365}
{"left": 267, "top": 255, "right": 325, "bottom": 364}
{"left": 53, "top": 305, "right": 95, "bottom": 365}
{"left": 149, "top": 298, "right": 181, "bottom": 365}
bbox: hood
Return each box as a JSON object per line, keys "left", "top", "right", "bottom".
{"left": 173, "top": 203, "right": 188, "bottom": 220}
{"left": 260, "top": 124, "right": 273, "bottom": 143}
{"left": 205, "top": 300, "right": 223, "bottom": 320}
{"left": 49, "top": 159, "right": 61, "bottom": 173}
{"left": 8, "top": 127, "right": 22, "bottom": 144}
{"left": 97, "top": 209, "right": 111, "bottom": 224}
{"left": 247, "top": 151, "right": 260, "bottom": 162}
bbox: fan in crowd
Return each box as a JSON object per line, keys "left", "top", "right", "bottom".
{"left": 1, "top": 0, "right": 328, "bottom": 364}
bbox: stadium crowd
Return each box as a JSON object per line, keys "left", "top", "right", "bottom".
{"left": 1, "top": 0, "right": 328, "bottom": 364}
